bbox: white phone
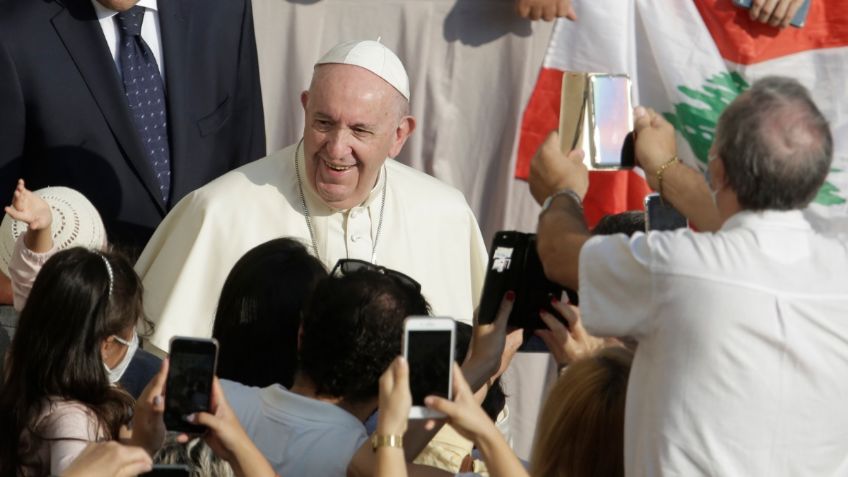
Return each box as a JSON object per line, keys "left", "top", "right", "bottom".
{"left": 402, "top": 317, "right": 456, "bottom": 419}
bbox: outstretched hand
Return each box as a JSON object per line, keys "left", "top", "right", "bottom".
{"left": 463, "top": 291, "right": 521, "bottom": 391}
{"left": 4, "top": 179, "right": 51, "bottom": 231}
{"left": 535, "top": 298, "right": 608, "bottom": 367}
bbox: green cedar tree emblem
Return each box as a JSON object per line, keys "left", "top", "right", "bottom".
{"left": 664, "top": 72, "right": 845, "bottom": 206}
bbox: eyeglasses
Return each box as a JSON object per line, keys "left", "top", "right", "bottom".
{"left": 331, "top": 259, "right": 422, "bottom": 292}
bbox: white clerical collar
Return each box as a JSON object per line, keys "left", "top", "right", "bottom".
{"left": 91, "top": 0, "right": 159, "bottom": 20}
{"left": 295, "top": 141, "right": 388, "bottom": 215}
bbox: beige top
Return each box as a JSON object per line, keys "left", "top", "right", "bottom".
{"left": 135, "top": 143, "right": 488, "bottom": 351}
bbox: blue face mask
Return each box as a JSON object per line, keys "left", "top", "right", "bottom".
{"left": 104, "top": 329, "right": 138, "bottom": 384}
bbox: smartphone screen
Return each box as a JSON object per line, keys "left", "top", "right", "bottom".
{"left": 164, "top": 337, "right": 218, "bottom": 433}
{"left": 404, "top": 318, "right": 455, "bottom": 419}
{"left": 645, "top": 194, "right": 688, "bottom": 231}
{"left": 591, "top": 75, "right": 633, "bottom": 168}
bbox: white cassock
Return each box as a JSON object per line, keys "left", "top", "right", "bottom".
{"left": 135, "top": 143, "right": 488, "bottom": 351}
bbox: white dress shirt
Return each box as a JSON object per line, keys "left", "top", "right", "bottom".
{"left": 90, "top": 0, "right": 165, "bottom": 82}
{"left": 579, "top": 210, "right": 848, "bottom": 476}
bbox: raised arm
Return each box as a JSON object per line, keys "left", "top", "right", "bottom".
{"left": 632, "top": 107, "right": 722, "bottom": 232}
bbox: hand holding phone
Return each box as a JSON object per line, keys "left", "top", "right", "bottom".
{"left": 733, "top": 0, "right": 811, "bottom": 28}
{"left": 403, "top": 317, "right": 456, "bottom": 419}
{"left": 164, "top": 337, "right": 218, "bottom": 434}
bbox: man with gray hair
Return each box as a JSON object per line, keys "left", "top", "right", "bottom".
{"left": 136, "top": 40, "right": 487, "bottom": 352}
{"left": 529, "top": 76, "right": 848, "bottom": 475}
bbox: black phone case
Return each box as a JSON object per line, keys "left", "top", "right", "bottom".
{"left": 164, "top": 339, "right": 217, "bottom": 434}
{"left": 478, "top": 231, "right": 578, "bottom": 329}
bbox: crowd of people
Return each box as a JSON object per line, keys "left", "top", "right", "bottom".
{"left": 1, "top": 0, "right": 846, "bottom": 476}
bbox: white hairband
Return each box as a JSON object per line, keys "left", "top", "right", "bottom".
{"left": 100, "top": 255, "right": 114, "bottom": 298}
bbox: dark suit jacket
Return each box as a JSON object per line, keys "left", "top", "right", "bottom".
{"left": 0, "top": 0, "right": 265, "bottom": 250}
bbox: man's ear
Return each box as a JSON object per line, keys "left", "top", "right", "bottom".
{"left": 709, "top": 156, "right": 727, "bottom": 190}
{"left": 388, "top": 115, "right": 416, "bottom": 158}
{"left": 300, "top": 90, "right": 310, "bottom": 112}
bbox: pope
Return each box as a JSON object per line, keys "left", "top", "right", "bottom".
{"left": 135, "top": 39, "right": 488, "bottom": 351}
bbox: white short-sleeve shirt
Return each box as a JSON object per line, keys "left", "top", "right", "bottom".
{"left": 579, "top": 210, "right": 848, "bottom": 476}
{"left": 220, "top": 379, "right": 368, "bottom": 477}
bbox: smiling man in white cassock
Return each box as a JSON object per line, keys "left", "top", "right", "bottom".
{"left": 135, "top": 39, "right": 488, "bottom": 352}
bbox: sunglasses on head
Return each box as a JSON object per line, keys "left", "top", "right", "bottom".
{"left": 331, "top": 259, "right": 422, "bottom": 292}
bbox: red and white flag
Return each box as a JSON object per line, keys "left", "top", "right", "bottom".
{"left": 511, "top": 0, "right": 848, "bottom": 232}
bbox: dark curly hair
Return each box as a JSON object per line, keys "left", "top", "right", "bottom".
{"left": 299, "top": 268, "right": 430, "bottom": 403}
{"left": 0, "top": 248, "right": 144, "bottom": 475}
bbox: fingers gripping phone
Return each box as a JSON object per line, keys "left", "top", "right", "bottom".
{"left": 403, "top": 317, "right": 456, "bottom": 419}
{"left": 164, "top": 337, "right": 218, "bottom": 434}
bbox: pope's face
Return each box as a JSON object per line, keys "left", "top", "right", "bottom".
{"left": 301, "top": 64, "right": 413, "bottom": 210}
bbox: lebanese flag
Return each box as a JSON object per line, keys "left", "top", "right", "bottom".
{"left": 514, "top": 0, "right": 848, "bottom": 231}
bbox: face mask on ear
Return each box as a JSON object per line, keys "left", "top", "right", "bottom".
{"left": 705, "top": 154, "right": 724, "bottom": 206}
{"left": 104, "top": 329, "right": 138, "bottom": 384}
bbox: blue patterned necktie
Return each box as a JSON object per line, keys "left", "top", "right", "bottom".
{"left": 115, "top": 6, "right": 171, "bottom": 205}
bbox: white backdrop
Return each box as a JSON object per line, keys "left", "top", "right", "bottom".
{"left": 251, "top": 0, "right": 556, "bottom": 459}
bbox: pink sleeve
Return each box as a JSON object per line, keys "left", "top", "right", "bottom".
{"left": 40, "top": 402, "right": 103, "bottom": 476}
{"left": 9, "top": 235, "right": 58, "bottom": 312}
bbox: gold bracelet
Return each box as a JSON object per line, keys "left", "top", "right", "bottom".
{"left": 371, "top": 434, "right": 403, "bottom": 452}
{"left": 656, "top": 155, "right": 681, "bottom": 199}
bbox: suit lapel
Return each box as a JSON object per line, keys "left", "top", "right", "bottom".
{"left": 51, "top": 0, "right": 167, "bottom": 214}
{"left": 157, "top": 0, "right": 191, "bottom": 198}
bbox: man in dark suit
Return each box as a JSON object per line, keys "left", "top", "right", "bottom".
{"left": 0, "top": 0, "right": 265, "bottom": 252}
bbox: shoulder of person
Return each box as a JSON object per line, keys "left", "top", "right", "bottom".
{"left": 385, "top": 159, "right": 472, "bottom": 208}
{"left": 180, "top": 147, "right": 295, "bottom": 209}
{"left": 36, "top": 399, "right": 102, "bottom": 439}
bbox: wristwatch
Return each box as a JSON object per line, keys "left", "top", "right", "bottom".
{"left": 371, "top": 434, "right": 403, "bottom": 451}
{"left": 541, "top": 188, "right": 583, "bottom": 212}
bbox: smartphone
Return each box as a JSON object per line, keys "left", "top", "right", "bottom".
{"left": 644, "top": 193, "right": 688, "bottom": 231}
{"left": 733, "top": 0, "right": 811, "bottom": 27}
{"left": 588, "top": 74, "right": 635, "bottom": 169}
{"left": 403, "top": 317, "right": 455, "bottom": 419}
{"left": 141, "top": 465, "right": 191, "bottom": 477}
{"left": 164, "top": 337, "right": 218, "bottom": 434}
{"left": 478, "top": 231, "right": 576, "bottom": 329}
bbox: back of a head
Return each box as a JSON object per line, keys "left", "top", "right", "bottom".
{"left": 715, "top": 76, "right": 833, "bottom": 211}
{"left": 299, "top": 268, "right": 429, "bottom": 403}
{"left": 213, "top": 238, "right": 327, "bottom": 388}
{"left": 530, "top": 347, "right": 634, "bottom": 477}
{"left": 0, "top": 247, "right": 140, "bottom": 474}
{"left": 155, "top": 436, "right": 234, "bottom": 477}
{"left": 592, "top": 211, "right": 646, "bottom": 237}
